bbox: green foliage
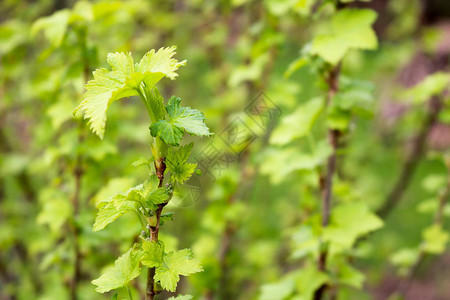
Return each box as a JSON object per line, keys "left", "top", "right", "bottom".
{"left": 37, "top": 197, "right": 72, "bottom": 233}
{"left": 390, "top": 248, "right": 420, "bottom": 272}
{"left": 323, "top": 202, "right": 384, "bottom": 252}
{"left": 32, "top": 9, "right": 71, "bottom": 47}
{"left": 153, "top": 249, "right": 203, "bottom": 292}
{"left": 141, "top": 241, "right": 165, "bottom": 268}
{"left": 259, "top": 266, "right": 328, "bottom": 300}
{"left": 92, "top": 246, "right": 144, "bottom": 293}
{"left": 166, "top": 143, "right": 197, "bottom": 184}
{"left": 150, "top": 96, "right": 212, "bottom": 146}
{"left": 311, "top": 9, "right": 378, "bottom": 64}
{"left": 403, "top": 72, "right": 450, "bottom": 104}
{"left": 74, "top": 47, "right": 186, "bottom": 139}
{"left": 3, "top": 1, "right": 450, "bottom": 300}
{"left": 83, "top": 47, "right": 209, "bottom": 297}
{"left": 422, "top": 224, "right": 449, "bottom": 254}
{"left": 270, "top": 97, "right": 324, "bottom": 145}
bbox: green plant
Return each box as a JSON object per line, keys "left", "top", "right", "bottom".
{"left": 259, "top": 4, "right": 384, "bottom": 300}
{"left": 74, "top": 47, "right": 212, "bottom": 299}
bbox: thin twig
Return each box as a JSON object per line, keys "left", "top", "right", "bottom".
{"left": 146, "top": 157, "right": 166, "bottom": 300}
{"left": 70, "top": 48, "right": 90, "bottom": 300}
{"left": 314, "top": 63, "right": 341, "bottom": 300}
{"left": 391, "top": 163, "right": 450, "bottom": 298}
{"left": 376, "top": 96, "right": 442, "bottom": 218}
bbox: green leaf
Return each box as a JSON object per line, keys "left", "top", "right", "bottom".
{"left": 259, "top": 274, "right": 296, "bottom": 300}
{"left": 93, "top": 177, "right": 169, "bottom": 231}
{"left": 32, "top": 10, "right": 70, "bottom": 47}
{"left": 93, "top": 185, "right": 146, "bottom": 231}
{"left": 311, "top": 9, "right": 378, "bottom": 65}
{"left": 323, "top": 202, "right": 383, "bottom": 251}
{"left": 75, "top": 47, "right": 185, "bottom": 139}
{"left": 136, "top": 46, "right": 187, "bottom": 82}
{"left": 150, "top": 120, "right": 184, "bottom": 146}
{"left": 160, "top": 212, "right": 174, "bottom": 226}
{"left": 228, "top": 54, "right": 269, "bottom": 87}
{"left": 154, "top": 249, "right": 203, "bottom": 292}
{"left": 284, "top": 56, "right": 307, "bottom": 78}
{"left": 150, "top": 97, "right": 212, "bottom": 146}
{"left": 93, "top": 200, "right": 135, "bottom": 232}
{"left": 337, "top": 264, "right": 365, "bottom": 289}
{"left": 74, "top": 67, "right": 137, "bottom": 139}
{"left": 92, "top": 246, "right": 144, "bottom": 293}
{"left": 142, "top": 175, "right": 170, "bottom": 206}
{"left": 141, "top": 241, "right": 164, "bottom": 268}
{"left": 260, "top": 141, "right": 332, "bottom": 184}
{"left": 327, "top": 106, "right": 352, "bottom": 130}
{"left": 270, "top": 98, "right": 324, "bottom": 145}
{"left": 390, "top": 248, "right": 420, "bottom": 268}
{"left": 296, "top": 266, "right": 329, "bottom": 299}
{"left": 37, "top": 198, "right": 72, "bottom": 233}
{"left": 132, "top": 157, "right": 150, "bottom": 168}
{"left": 422, "top": 224, "right": 449, "bottom": 254}
{"left": 403, "top": 72, "right": 450, "bottom": 104}
{"left": 166, "top": 143, "right": 197, "bottom": 184}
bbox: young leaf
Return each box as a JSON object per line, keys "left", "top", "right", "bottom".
{"left": 74, "top": 67, "right": 137, "bottom": 139}
{"left": 270, "top": 97, "right": 324, "bottom": 145}
{"left": 259, "top": 274, "right": 296, "bottom": 300}
{"left": 93, "top": 196, "right": 138, "bottom": 232}
{"left": 37, "top": 198, "right": 72, "bottom": 233}
{"left": 403, "top": 72, "right": 450, "bottom": 104}
{"left": 141, "top": 240, "right": 164, "bottom": 268}
{"left": 142, "top": 175, "right": 170, "bottom": 206}
{"left": 166, "top": 143, "right": 197, "bottom": 184}
{"left": 150, "top": 97, "right": 212, "bottom": 146}
{"left": 93, "top": 185, "right": 144, "bottom": 231}
{"left": 337, "top": 264, "right": 365, "bottom": 289}
{"left": 150, "top": 120, "right": 184, "bottom": 146}
{"left": 296, "top": 266, "right": 329, "bottom": 299}
{"left": 74, "top": 47, "right": 186, "bottom": 139}
{"left": 323, "top": 202, "right": 383, "bottom": 251}
{"left": 160, "top": 212, "right": 174, "bottom": 226}
{"left": 132, "top": 157, "right": 150, "bottom": 168}
{"left": 92, "top": 246, "right": 144, "bottom": 293}
{"left": 311, "top": 9, "right": 378, "bottom": 65}
{"left": 31, "top": 9, "right": 70, "bottom": 47}
{"left": 136, "top": 46, "right": 187, "bottom": 82}
{"left": 422, "top": 224, "right": 449, "bottom": 254}
{"left": 154, "top": 249, "right": 203, "bottom": 292}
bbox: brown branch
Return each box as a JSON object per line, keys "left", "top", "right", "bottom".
{"left": 146, "top": 157, "right": 166, "bottom": 300}
{"left": 376, "top": 96, "right": 442, "bottom": 219}
{"left": 391, "top": 163, "right": 450, "bottom": 298}
{"left": 216, "top": 150, "right": 250, "bottom": 300}
{"left": 70, "top": 122, "right": 85, "bottom": 300}
{"left": 314, "top": 63, "right": 341, "bottom": 300}
{"left": 70, "top": 44, "right": 90, "bottom": 299}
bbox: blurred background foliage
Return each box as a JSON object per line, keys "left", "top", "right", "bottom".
{"left": 1, "top": 0, "right": 450, "bottom": 299}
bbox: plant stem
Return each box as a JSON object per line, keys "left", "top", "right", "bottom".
{"left": 70, "top": 39, "right": 89, "bottom": 300}
{"left": 146, "top": 157, "right": 166, "bottom": 300}
{"left": 376, "top": 96, "right": 442, "bottom": 218}
{"left": 391, "top": 162, "right": 449, "bottom": 298}
{"left": 314, "top": 63, "right": 341, "bottom": 300}
{"left": 70, "top": 109, "right": 85, "bottom": 300}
